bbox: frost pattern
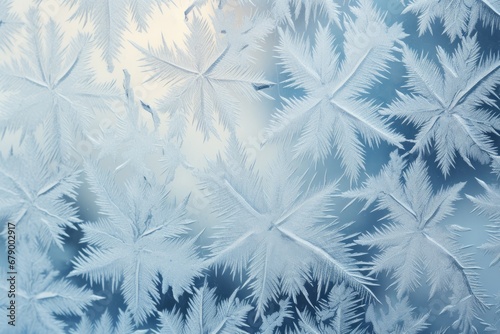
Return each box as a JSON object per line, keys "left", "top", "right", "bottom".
{"left": 344, "top": 152, "right": 488, "bottom": 333}
{"left": 0, "top": 0, "right": 499, "bottom": 333}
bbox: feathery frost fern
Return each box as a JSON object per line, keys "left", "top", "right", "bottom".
{"left": 344, "top": 152, "right": 488, "bottom": 333}
{"left": 0, "top": 9, "right": 118, "bottom": 156}
{"left": 268, "top": 0, "right": 406, "bottom": 180}
{"left": 382, "top": 36, "right": 500, "bottom": 176}
{"left": 64, "top": 0, "right": 169, "bottom": 72}
{"left": 200, "top": 138, "right": 375, "bottom": 318}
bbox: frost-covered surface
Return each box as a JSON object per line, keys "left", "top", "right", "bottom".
{"left": 0, "top": 0, "right": 500, "bottom": 333}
